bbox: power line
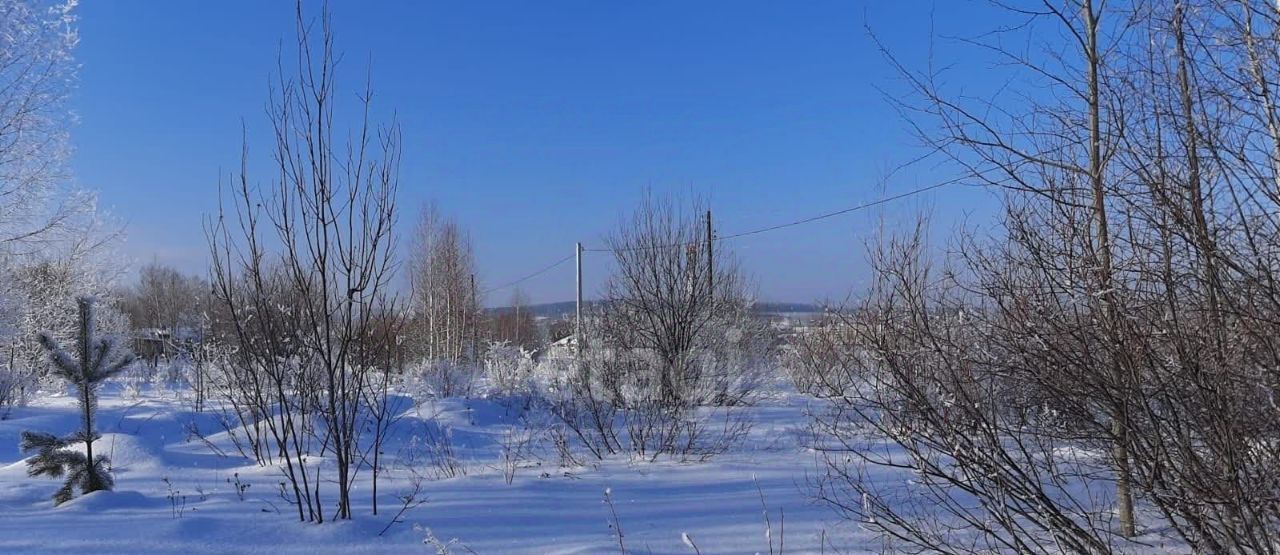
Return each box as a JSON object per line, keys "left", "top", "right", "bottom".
{"left": 718, "top": 179, "right": 958, "bottom": 240}
{"left": 482, "top": 254, "right": 574, "bottom": 295}
{"left": 584, "top": 179, "right": 959, "bottom": 252}
{"left": 484, "top": 179, "right": 958, "bottom": 293}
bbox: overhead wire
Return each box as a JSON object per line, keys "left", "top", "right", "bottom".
{"left": 582, "top": 179, "right": 960, "bottom": 252}
{"left": 717, "top": 179, "right": 958, "bottom": 241}
{"left": 483, "top": 179, "right": 960, "bottom": 293}
{"left": 481, "top": 254, "right": 575, "bottom": 295}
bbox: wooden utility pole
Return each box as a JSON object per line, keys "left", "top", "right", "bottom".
{"left": 575, "top": 242, "right": 583, "bottom": 356}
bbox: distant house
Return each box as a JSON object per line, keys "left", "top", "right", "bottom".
{"left": 544, "top": 334, "right": 578, "bottom": 361}
{"left": 131, "top": 328, "right": 172, "bottom": 366}
{"left": 131, "top": 327, "right": 202, "bottom": 366}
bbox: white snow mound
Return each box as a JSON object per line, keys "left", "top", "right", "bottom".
{"left": 57, "top": 489, "right": 158, "bottom": 512}
{"left": 45, "top": 433, "right": 164, "bottom": 472}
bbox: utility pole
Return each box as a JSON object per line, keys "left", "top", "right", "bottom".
{"left": 706, "top": 210, "right": 714, "bottom": 310}
{"left": 575, "top": 242, "right": 583, "bottom": 356}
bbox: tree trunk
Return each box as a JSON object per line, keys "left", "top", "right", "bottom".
{"left": 1083, "top": 0, "right": 1135, "bottom": 538}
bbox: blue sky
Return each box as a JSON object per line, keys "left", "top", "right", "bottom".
{"left": 71, "top": 1, "right": 1004, "bottom": 305}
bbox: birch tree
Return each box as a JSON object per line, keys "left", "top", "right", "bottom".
{"left": 407, "top": 204, "right": 479, "bottom": 364}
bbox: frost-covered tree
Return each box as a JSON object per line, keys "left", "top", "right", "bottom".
{"left": 0, "top": 285, "right": 23, "bottom": 410}
{"left": 0, "top": 0, "right": 80, "bottom": 253}
{"left": 1, "top": 227, "right": 127, "bottom": 404}
{"left": 20, "top": 296, "right": 134, "bottom": 504}
{"left": 0, "top": 0, "right": 126, "bottom": 409}
{"left": 483, "top": 341, "right": 534, "bottom": 395}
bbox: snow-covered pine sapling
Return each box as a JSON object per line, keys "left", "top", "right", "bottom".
{"left": 20, "top": 296, "right": 135, "bottom": 504}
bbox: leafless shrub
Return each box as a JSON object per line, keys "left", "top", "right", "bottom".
{"left": 548, "top": 332, "right": 754, "bottom": 463}
{"left": 205, "top": 1, "right": 400, "bottom": 522}
{"left": 781, "top": 315, "right": 860, "bottom": 397}
{"left": 482, "top": 341, "right": 535, "bottom": 396}
{"left": 603, "top": 488, "right": 628, "bottom": 554}
{"left": 547, "top": 194, "right": 768, "bottom": 463}
{"left": 497, "top": 423, "right": 540, "bottom": 485}
{"left": 377, "top": 472, "right": 426, "bottom": 537}
{"left": 407, "top": 359, "right": 477, "bottom": 399}
{"left": 810, "top": 221, "right": 1128, "bottom": 554}
{"left": 411, "top": 421, "right": 467, "bottom": 480}
{"left": 416, "top": 525, "right": 477, "bottom": 555}
{"left": 815, "top": 1, "right": 1280, "bottom": 551}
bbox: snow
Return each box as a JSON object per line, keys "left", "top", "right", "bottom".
{"left": 0, "top": 383, "right": 879, "bottom": 554}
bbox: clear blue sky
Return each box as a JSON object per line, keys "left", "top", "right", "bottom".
{"left": 71, "top": 1, "right": 1004, "bottom": 305}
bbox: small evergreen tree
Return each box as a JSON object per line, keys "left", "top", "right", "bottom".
{"left": 21, "top": 296, "right": 134, "bottom": 504}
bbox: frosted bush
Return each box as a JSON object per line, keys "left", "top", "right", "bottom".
{"left": 122, "top": 358, "right": 189, "bottom": 397}
{"left": 405, "top": 359, "right": 477, "bottom": 399}
{"left": 780, "top": 317, "right": 860, "bottom": 396}
{"left": 482, "top": 342, "right": 534, "bottom": 395}
{"left": 531, "top": 357, "right": 573, "bottom": 394}
{"left": 0, "top": 365, "right": 34, "bottom": 414}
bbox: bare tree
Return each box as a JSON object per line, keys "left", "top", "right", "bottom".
{"left": 357, "top": 296, "right": 409, "bottom": 516}
{"left": 120, "top": 262, "right": 207, "bottom": 335}
{"left": 487, "top": 288, "right": 540, "bottom": 353}
{"left": 808, "top": 1, "right": 1280, "bottom": 551}
{"left": 599, "top": 193, "right": 756, "bottom": 406}
{"left": 207, "top": 2, "right": 400, "bottom": 522}
{"left": 866, "top": 0, "right": 1141, "bottom": 538}
{"left": 549, "top": 194, "right": 763, "bottom": 462}
{"left": 118, "top": 262, "right": 210, "bottom": 371}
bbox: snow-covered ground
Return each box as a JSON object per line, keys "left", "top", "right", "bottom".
{"left": 0, "top": 383, "right": 882, "bottom": 554}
